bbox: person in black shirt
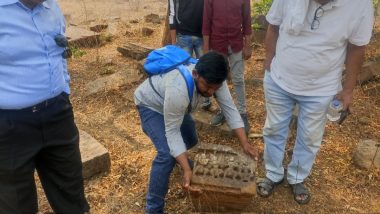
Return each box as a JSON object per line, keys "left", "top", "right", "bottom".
{"left": 169, "top": 0, "right": 204, "bottom": 59}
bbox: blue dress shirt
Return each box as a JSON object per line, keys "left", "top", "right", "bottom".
{"left": 0, "top": 0, "right": 70, "bottom": 109}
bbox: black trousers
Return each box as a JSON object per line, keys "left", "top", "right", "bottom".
{"left": 0, "top": 93, "right": 89, "bottom": 214}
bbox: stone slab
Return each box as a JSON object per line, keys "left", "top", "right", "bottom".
{"left": 353, "top": 139, "right": 380, "bottom": 170}
{"left": 89, "top": 24, "right": 108, "bottom": 33}
{"left": 144, "top": 13, "right": 161, "bottom": 24}
{"left": 190, "top": 143, "right": 256, "bottom": 212}
{"left": 358, "top": 61, "right": 380, "bottom": 85}
{"left": 192, "top": 110, "right": 233, "bottom": 138}
{"left": 85, "top": 69, "right": 142, "bottom": 96}
{"left": 66, "top": 26, "right": 100, "bottom": 48}
{"left": 117, "top": 42, "right": 153, "bottom": 60}
{"left": 141, "top": 27, "right": 154, "bottom": 36}
{"left": 79, "top": 130, "right": 111, "bottom": 179}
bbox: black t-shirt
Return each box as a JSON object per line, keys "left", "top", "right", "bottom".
{"left": 169, "top": 0, "right": 204, "bottom": 38}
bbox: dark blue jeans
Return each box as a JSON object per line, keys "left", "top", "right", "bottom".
{"left": 137, "top": 106, "right": 198, "bottom": 214}
{"left": 176, "top": 34, "right": 203, "bottom": 59}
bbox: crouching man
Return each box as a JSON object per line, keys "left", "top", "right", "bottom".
{"left": 134, "top": 51, "right": 258, "bottom": 214}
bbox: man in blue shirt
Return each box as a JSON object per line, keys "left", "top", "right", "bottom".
{"left": 0, "top": 0, "right": 89, "bottom": 213}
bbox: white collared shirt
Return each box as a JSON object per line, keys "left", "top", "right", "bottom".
{"left": 266, "top": 0, "right": 374, "bottom": 96}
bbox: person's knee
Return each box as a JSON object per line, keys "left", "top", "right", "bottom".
{"left": 300, "top": 131, "right": 323, "bottom": 153}
{"left": 263, "top": 120, "right": 288, "bottom": 136}
{"left": 298, "top": 116, "right": 326, "bottom": 149}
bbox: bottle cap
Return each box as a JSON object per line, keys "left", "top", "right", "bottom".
{"left": 332, "top": 99, "right": 341, "bottom": 107}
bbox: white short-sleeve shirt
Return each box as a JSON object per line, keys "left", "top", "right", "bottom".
{"left": 266, "top": 0, "right": 374, "bottom": 96}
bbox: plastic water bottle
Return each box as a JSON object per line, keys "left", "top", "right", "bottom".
{"left": 327, "top": 99, "right": 343, "bottom": 122}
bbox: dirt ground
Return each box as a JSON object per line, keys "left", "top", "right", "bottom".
{"left": 35, "top": 1, "right": 380, "bottom": 213}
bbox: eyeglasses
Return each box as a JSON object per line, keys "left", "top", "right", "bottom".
{"left": 54, "top": 34, "right": 72, "bottom": 59}
{"left": 311, "top": 5, "right": 324, "bottom": 30}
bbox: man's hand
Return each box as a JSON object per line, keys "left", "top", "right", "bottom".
{"left": 336, "top": 90, "right": 353, "bottom": 111}
{"left": 243, "top": 46, "right": 253, "bottom": 60}
{"left": 176, "top": 153, "right": 201, "bottom": 193}
{"left": 182, "top": 169, "right": 192, "bottom": 189}
{"left": 182, "top": 169, "right": 202, "bottom": 193}
{"left": 241, "top": 141, "right": 259, "bottom": 161}
{"left": 234, "top": 127, "right": 259, "bottom": 161}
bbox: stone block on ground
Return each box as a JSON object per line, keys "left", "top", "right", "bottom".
{"left": 192, "top": 110, "right": 233, "bottom": 137}
{"left": 190, "top": 143, "right": 256, "bottom": 212}
{"left": 357, "top": 61, "right": 380, "bottom": 85}
{"left": 66, "top": 26, "right": 100, "bottom": 48}
{"left": 79, "top": 130, "right": 111, "bottom": 179}
{"left": 85, "top": 69, "right": 142, "bottom": 96}
{"left": 129, "top": 19, "right": 139, "bottom": 24}
{"left": 125, "top": 30, "right": 135, "bottom": 37}
{"left": 144, "top": 13, "right": 161, "bottom": 24}
{"left": 141, "top": 27, "right": 154, "bottom": 36}
{"left": 353, "top": 139, "right": 380, "bottom": 170}
{"left": 89, "top": 24, "right": 108, "bottom": 33}
{"left": 117, "top": 42, "right": 153, "bottom": 60}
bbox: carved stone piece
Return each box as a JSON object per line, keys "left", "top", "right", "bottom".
{"left": 190, "top": 143, "right": 257, "bottom": 212}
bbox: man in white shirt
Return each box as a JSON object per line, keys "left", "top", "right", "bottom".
{"left": 134, "top": 51, "right": 258, "bottom": 213}
{"left": 257, "top": 0, "right": 374, "bottom": 204}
